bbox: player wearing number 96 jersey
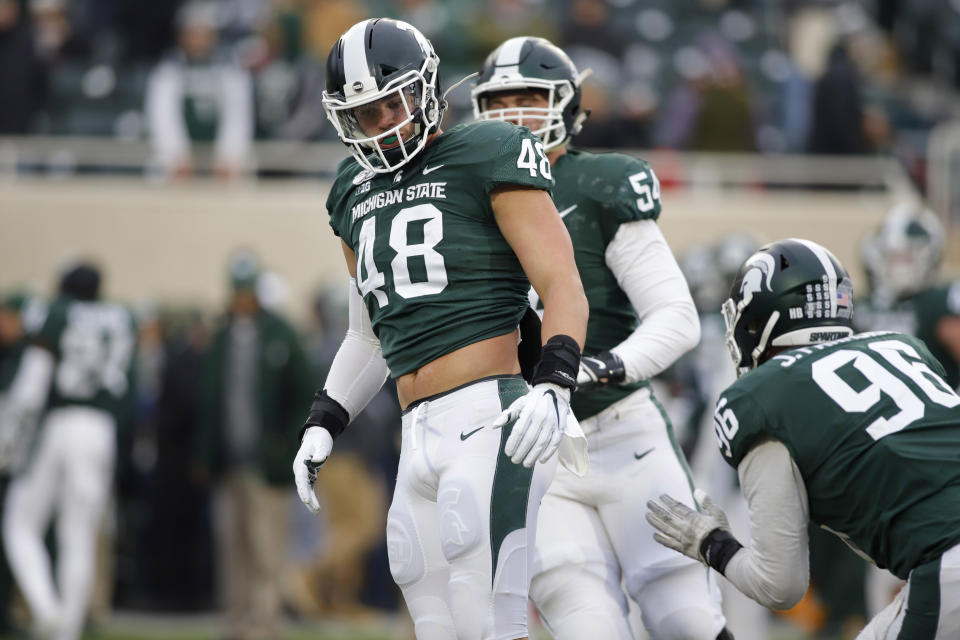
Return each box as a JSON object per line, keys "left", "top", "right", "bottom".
{"left": 646, "top": 238, "right": 960, "bottom": 638}
{"left": 0, "top": 262, "right": 135, "bottom": 640}
{"left": 293, "top": 18, "right": 589, "bottom": 640}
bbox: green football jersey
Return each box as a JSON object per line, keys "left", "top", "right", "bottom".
{"left": 547, "top": 148, "right": 663, "bottom": 420}
{"left": 855, "top": 282, "right": 960, "bottom": 390}
{"left": 31, "top": 296, "right": 136, "bottom": 415}
{"left": 327, "top": 121, "right": 554, "bottom": 377}
{"left": 716, "top": 331, "right": 960, "bottom": 578}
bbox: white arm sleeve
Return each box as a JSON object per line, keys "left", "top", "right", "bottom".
{"left": 604, "top": 219, "right": 701, "bottom": 382}
{"left": 145, "top": 62, "right": 190, "bottom": 170}
{"left": 322, "top": 280, "right": 390, "bottom": 420}
{"left": 214, "top": 66, "right": 253, "bottom": 167}
{"left": 8, "top": 346, "right": 55, "bottom": 414}
{"left": 723, "top": 440, "right": 810, "bottom": 609}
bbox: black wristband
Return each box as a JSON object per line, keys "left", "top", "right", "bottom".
{"left": 298, "top": 390, "right": 349, "bottom": 442}
{"left": 699, "top": 528, "right": 743, "bottom": 575}
{"left": 531, "top": 334, "right": 581, "bottom": 390}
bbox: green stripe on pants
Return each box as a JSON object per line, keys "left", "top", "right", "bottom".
{"left": 489, "top": 377, "right": 535, "bottom": 585}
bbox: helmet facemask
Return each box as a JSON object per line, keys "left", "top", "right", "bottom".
{"left": 473, "top": 78, "right": 576, "bottom": 151}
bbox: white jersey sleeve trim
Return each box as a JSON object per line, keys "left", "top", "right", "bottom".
{"left": 724, "top": 439, "right": 810, "bottom": 610}
{"left": 323, "top": 280, "right": 390, "bottom": 420}
{"left": 604, "top": 219, "right": 701, "bottom": 382}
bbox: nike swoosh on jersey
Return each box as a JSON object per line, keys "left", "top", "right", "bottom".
{"left": 460, "top": 426, "right": 485, "bottom": 441}
{"left": 558, "top": 204, "right": 578, "bottom": 218}
{"left": 422, "top": 164, "right": 445, "bottom": 175}
{"left": 634, "top": 447, "right": 655, "bottom": 460}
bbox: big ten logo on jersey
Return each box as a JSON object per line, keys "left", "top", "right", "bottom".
{"left": 351, "top": 182, "right": 447, "bottom": 224}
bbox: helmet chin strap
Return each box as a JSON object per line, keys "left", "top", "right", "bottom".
{"left": 443, "top": 72, "right": 478, "bottom": 103}
{"left": 750, "top": 310, "right": 780, "bottom": 368}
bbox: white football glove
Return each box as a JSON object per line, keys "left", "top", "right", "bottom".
{"left": 645, "top": 489, "right": 732, "bottom": 564}
{"left": 292, "top": 426, "right": 333, "bottom": 514}
{"left": 491, "top": 382, "right": 570, "bottom": 467}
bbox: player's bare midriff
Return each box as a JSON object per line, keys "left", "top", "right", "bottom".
{"left": 396, "top": 330, "right": 521, "bottom": 410}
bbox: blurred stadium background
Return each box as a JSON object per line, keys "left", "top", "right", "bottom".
{"left": 1, "top": 0, "right": 960, "bottom": 638}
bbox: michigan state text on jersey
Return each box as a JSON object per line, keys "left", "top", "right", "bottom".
{"left": 326, "top": 119, "right": 553, "bottom": 377}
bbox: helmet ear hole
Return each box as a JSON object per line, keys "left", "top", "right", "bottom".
{"left": 780, "top": 255, "right": 790, "bottom": 270}
{"left": 746, "top": 317, "right": 763, "bottom": 335}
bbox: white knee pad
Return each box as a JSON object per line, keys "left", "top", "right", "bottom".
{"left": 530, "top": 565, "right": 634, "bottom": 640}
{"left": 386, "top": 506, "right": 426, "bottom": 587}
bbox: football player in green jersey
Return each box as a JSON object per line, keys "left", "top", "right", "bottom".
{"left": 0, "top": 262, "right": 136, "bottom": 640}
{"left": 647, "top": 238, "right": 960, "bottom": 638}
{"left": 474, "top": 37, "right": 729, "bottom": 640}
{"left": 291, "top": 18, "right": 589, "bottom": 640}
{"left": 858, "top": 203, "right": 960, "bottom": 390}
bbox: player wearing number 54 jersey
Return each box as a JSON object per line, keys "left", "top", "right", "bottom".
{"left": 474, "top": 37, "right": 728, "bottom": 640}
{"left": 647, "top": 239, "right": 960, "bottom": 638}
{"left": 292, "top": 18, "right": 589, "bottom": 640}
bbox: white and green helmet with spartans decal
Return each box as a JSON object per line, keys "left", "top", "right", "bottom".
{"left": 322, "top": 18, "right": 445, "bottom": 174}
{"left": 722, "top": 238, "right": 855, "bottom": 376}
{"left": 472, "top": 36, "right": 590, "bottom": 151}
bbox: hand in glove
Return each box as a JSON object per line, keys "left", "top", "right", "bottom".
{"left": 292, "top": 427, "right": 333, "bottom": 514}
{"left": 491, "top": 382, "right": 570, "bottom": 467}
{"left": 576, "top": 351, "right": 625, "bottom": 391}
{"left": 646, "top": 490, "right": 741, "bottom": 573}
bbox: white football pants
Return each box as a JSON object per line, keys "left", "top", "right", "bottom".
{"left": 530, "top": 387, "right": 726, "bottom": 639}
{"left": 387, "top": 376, "right": 556, "bottom": 640}
{"left": 3, "top": 406, "right": 115, "bottom": 640}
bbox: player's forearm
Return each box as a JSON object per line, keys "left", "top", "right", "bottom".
{"left": 723, "top": 440, "right": 810, "bottom": 609}
{"left": 538, "top": 272, "right": 588, "bottom": 349}
{"left": 321, "top": 280, "right": 388, "bottom": 424}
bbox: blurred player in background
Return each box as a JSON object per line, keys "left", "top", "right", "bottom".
{"left": 1, "top": 262, "right": 136, "bottom": 640}
{"left": 473, "top": 36, "right": 730, "bottom": 639}
{"left": 648, "top": 238, "right": 960, "bottom": 638}
{"left": 858, "top": 203, "right": 960, "bottom": 390}
{"left": 292, "top": 18, "right": 589, "bottom": 639}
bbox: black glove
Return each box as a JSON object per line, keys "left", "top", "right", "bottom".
{"left": 576, "top": 351, "right": 626, "bottom": 391}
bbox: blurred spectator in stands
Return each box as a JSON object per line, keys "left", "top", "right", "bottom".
{"left": 145, "top": 1, "right": 253, "bottom": 181}
{"left": 560, "top": 0, "right": 627, "bottom": 59}
{"left": 0, "top": 0, "right": 48, "bottom": 134}
{"left": 249, "top": 8, "right": 325, "bottom": 142}
{"left": 808, "top": 40, "right": 870, "bottom": 154}
{"left": 28, "top": 0, "right": 91, "bottom": 61}
{"left": 115, "top": 0, "right": 181, "bottom": 62}
{"left": 194, "top": 250, "right": 312, "bottom": 640}
{"left": 469, "top": 0, "right": 558, "bottom": 69}
{"left": 657, "top": 32, "right": 756, "bottom": 151}
{"left": 301, "top": 0, "right": 368, "bottom": 62}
